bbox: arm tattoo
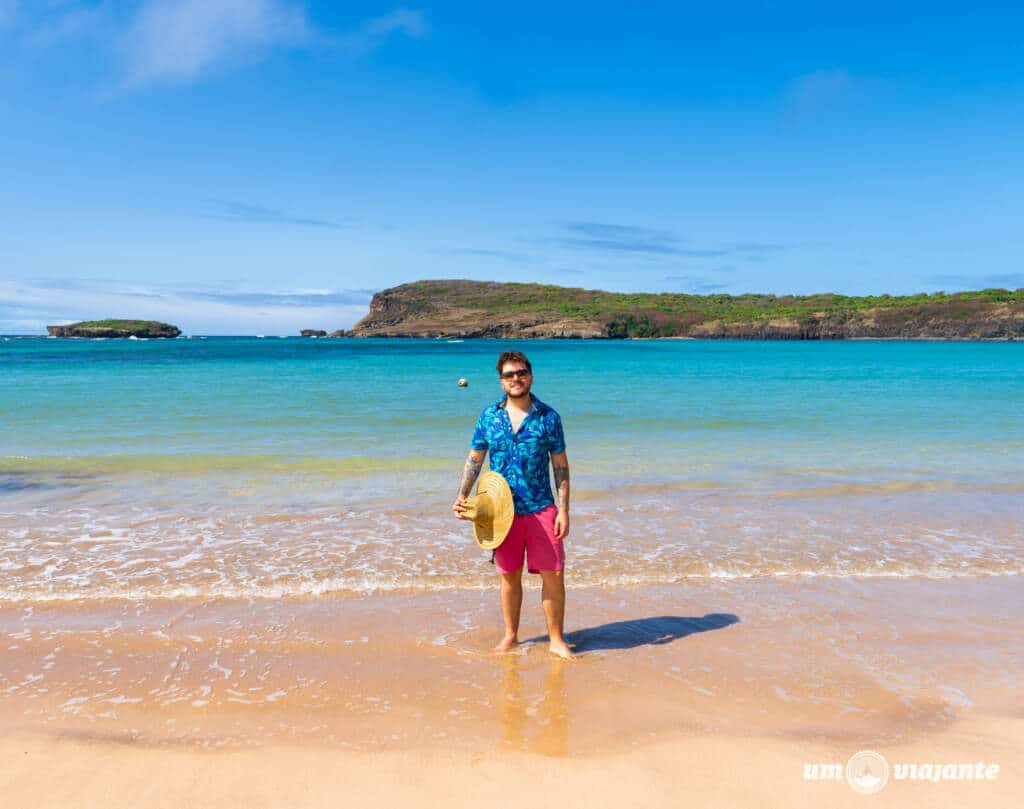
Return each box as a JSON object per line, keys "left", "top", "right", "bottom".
{"left": 458, "top": 454, "right": 484, "bottom": 498}
{"left": 552, "top": 462, "right": 570, "bottom": 511}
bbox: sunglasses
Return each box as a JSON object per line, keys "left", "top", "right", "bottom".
{"left": 500, "top": 369, "right": 531, "bottom": 380}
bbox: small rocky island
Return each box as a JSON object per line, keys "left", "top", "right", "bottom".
{"left": 46, "top": 319, "right": 181, "bottom": 338}
{"left": 300, "top": 329, "right": 327, "bottom": 337}
{"left": 343, "top": 280, "right": 1024, "bottom": 340}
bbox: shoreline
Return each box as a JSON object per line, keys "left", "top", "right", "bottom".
{"left": 1, "top": 575, "right": 1022, "bottom": 806}
{"left": 2, "top": 576, "right": 1020, "bottom": 753}
{"left": 8, "top": 333, "right": 1022, "bottom": 341}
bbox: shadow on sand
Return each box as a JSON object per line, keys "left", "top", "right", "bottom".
{"left": 524, "top": 613, "right": 740, "bottom": 653}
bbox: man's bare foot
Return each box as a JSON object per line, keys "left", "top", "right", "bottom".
{"left": 491, "top": 635, "right": 518, "bottom": 653}
{"left": 548, "top": 638, "right": 577, "bottom": 660}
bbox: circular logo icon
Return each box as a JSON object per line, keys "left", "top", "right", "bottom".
{"left": 846, "top": 750, "right": 889, "bottom": 794}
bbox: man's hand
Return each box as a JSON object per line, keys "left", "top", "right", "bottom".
{"left": 554, "top": 508, "right": 570, "bottom": 541}
{"left": 452, "top": 495, "right": 470, "bottom": 520}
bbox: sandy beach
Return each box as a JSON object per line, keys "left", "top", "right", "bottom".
{"left": 4, "top": 712, "right": 1021, "bottom": 809}
{"left": 2, "top": 575, "right": 1021, "bottom": 807}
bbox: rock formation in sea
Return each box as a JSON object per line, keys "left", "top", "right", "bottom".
{"left": 46, "top": 320, "right": 181, "bottom": 338}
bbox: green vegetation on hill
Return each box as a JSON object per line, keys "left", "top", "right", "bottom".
{"left": 389, "top": 280, "right": 1024, "bottom": 338}
{"left": 73, "top": 319, "right": 172, "bottom": 330}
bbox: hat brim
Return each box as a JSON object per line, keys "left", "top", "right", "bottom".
{"left": 472, "top": 471, "right": 515, "bottom": 550}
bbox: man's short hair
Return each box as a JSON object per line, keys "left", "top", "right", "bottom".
{"left": 496, "top": 351, "right": 532, "bottom": 375}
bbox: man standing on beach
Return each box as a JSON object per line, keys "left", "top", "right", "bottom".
{"left": 452, "top": 351, "right": 575, "bottom": 660}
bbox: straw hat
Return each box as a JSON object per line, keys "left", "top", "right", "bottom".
{"left": 463, "top": 471, "right": 514, "bottom": 550}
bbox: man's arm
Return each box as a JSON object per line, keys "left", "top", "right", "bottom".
{"left": 458, "top": 449, "right": 486, "bottom": 498}
{"left": 453, "top": 448, "right": 486, "bottom": 519}
{"left": 551, "top": 450, "right": 570, "bottom": 539}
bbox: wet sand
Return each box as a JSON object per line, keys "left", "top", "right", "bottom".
{"left": 3, "top": 712, "right": 1022, "bottom": 809}
{"left": 2, "top": 576, "right": 1022, "bottom": 806}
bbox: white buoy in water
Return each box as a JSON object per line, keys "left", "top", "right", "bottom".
{"left": 458, "top": 378, "right": 468, "bottom": 387}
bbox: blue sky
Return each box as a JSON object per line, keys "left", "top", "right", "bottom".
{"left": 1, "top": 1, "right": 1023, "bottom": 334}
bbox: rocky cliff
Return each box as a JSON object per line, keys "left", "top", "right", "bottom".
{"left": 345, "top": 280, "right": 1024, "bottom": 340}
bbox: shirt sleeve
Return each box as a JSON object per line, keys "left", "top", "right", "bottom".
{"left": 470, "top": 411, "right": 489, "bottom": 451}
{"left": 548, "top": 411, "right": 566, "bottom": 454}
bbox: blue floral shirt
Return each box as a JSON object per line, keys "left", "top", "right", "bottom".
{"left": 470, "top": 393, "right": 567, "bottom": 514}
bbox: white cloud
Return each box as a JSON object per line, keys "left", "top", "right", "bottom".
{"left": 119, "top": 2, "right": 428, "bottom": 87}
{"left": 120, "top": 0, "right": 311, "bottom": 87}
{"left": 785, "top": 68, "right": 855, "bottom": 116}
{"left": 339, "top": 6, "right": 427, "bottom": 53}
{"left": 365, "top": 7, "right": 427, "bottom": 38}
{"left": 0, "top": 278, "right": 374, "bottom": 335}
{"left": 6, "top": 2, "right": 427, "bottom": 89}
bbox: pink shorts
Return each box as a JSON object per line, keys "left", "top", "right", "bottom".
{"left": 494, "top": 504, "right": 565, "bottom": 575}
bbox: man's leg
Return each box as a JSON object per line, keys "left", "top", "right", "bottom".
{"left": 539, "top": 569, "right": 576, "bottom": 660}
{"left": 493, "top": 568, "right": 523, "bottom": 653}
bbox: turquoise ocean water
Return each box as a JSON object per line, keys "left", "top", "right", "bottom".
{"left": 2, "top": 336, "right": 1022, "bottom": 599}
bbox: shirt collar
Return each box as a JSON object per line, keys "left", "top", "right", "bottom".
{"left": 497, "top": 392, "right": 541, "bottom": 413}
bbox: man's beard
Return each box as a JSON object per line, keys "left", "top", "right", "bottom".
{"left": 507, "top": 381, "right": 531, "bottom": 398}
